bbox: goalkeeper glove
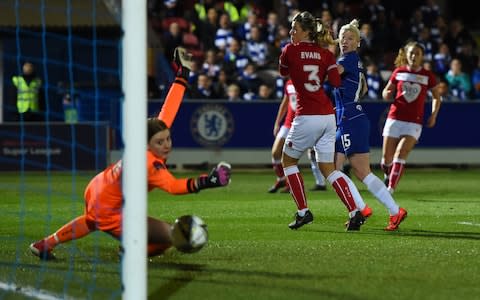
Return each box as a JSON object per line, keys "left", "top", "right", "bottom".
{"left": 196, "top": 161, "right": 231, "bottom": 190}
{"left": 173, "top": 47, "right": 193, "bottom": 81}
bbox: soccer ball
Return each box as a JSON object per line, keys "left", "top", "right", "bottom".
{"left": 171, "top": 215, "right": 208, "bottom": 253}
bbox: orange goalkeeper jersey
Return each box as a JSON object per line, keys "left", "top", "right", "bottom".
{"left": 84, "top": 150, "right": 196, "bottom": 232}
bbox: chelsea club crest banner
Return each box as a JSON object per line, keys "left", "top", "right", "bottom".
{"left": 149, "top": 101, "right": 480, "bottom": 149}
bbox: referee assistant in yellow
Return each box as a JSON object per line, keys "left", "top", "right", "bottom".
{"left": 12, "top": 62, "right": 43, "bottom": 121}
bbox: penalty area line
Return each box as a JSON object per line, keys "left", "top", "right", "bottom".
{"left": 0, "top": 281, "right": 75, "bottom": 300}
{"left": 457, "top": 221, "right": 480, "bottom": 227}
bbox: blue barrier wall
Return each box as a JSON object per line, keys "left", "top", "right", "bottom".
{"left": 148, "top": 101, "right": 480, "bottom": 149}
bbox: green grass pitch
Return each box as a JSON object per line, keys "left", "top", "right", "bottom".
{"left": 0, "top": 168, "right": 479, "bottom": 299}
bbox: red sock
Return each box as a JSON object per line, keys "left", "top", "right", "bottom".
{"left": 45, "top": 215, "right": 93, "bottom": 249}
{"left": 389, "top": 159, "right": 405, "bottom": 189}
{"left": 284, "top": 166, "right": 308, "bottom": 210}
{"left": 328, "top": 171, "right": 356, "bottom": 213}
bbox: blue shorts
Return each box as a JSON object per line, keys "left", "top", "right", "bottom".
{"left": 335, "top": 115, "right": 370, "bottom": 156}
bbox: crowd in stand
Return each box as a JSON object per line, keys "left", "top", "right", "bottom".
{"left": 148, "top": 0, "right": 480, "bottom": 102}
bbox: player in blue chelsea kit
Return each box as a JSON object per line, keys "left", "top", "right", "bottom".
{"left": 334, "top": 20, "right": 407, "bottom": 231}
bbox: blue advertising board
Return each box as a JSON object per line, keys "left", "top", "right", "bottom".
{"left": 148, "top": 101, "right": 480, "bottom": 149}
{"left": 0, "top": 123, "right": 108, "bottom": 171}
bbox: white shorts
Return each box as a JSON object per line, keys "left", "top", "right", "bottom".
{"left": 382, "top": 118, "right": 422, "bottom": 140}
{"left": 277, "top": 125, "right": 290, "bottom": 139}
{"left": 283, "top": 114, "right": 336, "bottom": 162}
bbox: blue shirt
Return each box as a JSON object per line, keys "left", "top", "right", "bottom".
{"left": 334, "top": 51, "right": 370, "bottom": 155}
{"left": 334, "top": 51, "right": 366, "bottom": 125}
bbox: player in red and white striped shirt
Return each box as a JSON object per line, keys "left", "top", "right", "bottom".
{"left": 381, "top": 41, "right": 441, "bottom": 201}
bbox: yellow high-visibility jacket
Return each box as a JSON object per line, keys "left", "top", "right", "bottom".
{"left": 12, "top": 76, "right": 41, "bottom": 113}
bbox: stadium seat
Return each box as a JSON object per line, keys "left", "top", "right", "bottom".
{"left": 183, "top": 32, "right": 200, "bottom": 49}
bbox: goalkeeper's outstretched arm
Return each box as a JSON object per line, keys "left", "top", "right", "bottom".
{"left": 157, "top": 47, "right": 193, "bottom": 128}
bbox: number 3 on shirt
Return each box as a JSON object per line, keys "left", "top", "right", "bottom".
{"left": 303, "top": 65, "right": 321, "bottom": 92}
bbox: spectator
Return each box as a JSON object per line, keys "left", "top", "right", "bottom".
{"left": 194, "top": 7, "right": 219, "bottom": 51}
{"left": 265, "top": 12, "right": 279, "bottom": 45}
{"left": 420, "top": 0, "right": 440, "bottom": 27}
{"left": 189, "top": 73, "right": 218, "bottom": 99}
{"left": 62, "top": 93, "right": 78, "bottom": 124}
{"left": 223, "top": 37, "right": 249, "bottom": 76}
{"left": 226, "top": 83, "right": 242, "bottom": 101}
{"left": 423, "top": 60, "right": 434, "bottom": 72}
{"left": 202, "top": 49, "right": 221, "bottom": 79}
{"left": 430, "top": 15, "right": 448, "bottom": 45}
{"left": 192, "top": 0, "right": 215, "bottom": 22}
{"left": 361, "top": 0, "right": 386, "bottom": 30}
{"left": 365, "top": 60, "right": 383, "bottom": 100}
{"left": 215, "top": 1, "right": 240, "bottom": 25}
{"left": 11, "top": 61, "right": 43, "bottom": 122}
{"left": 359, "top": 22, "right": 375, "bottom": 60}
{"left": 245, "top": 25, "right": 269, "bottom": 68}
{"left": 238, "top": 0, "right": 265, "bottom": 23}
{"left": 212, "top": 69, "right": 230, "bottom": 99}
{"left": 257, "top": 84, "right": 274, "bottom": 100}
{"left": 214, "top": 13, "right": 234, "bottom": 50}
{"left": 436, "top": 79, "right": 456, "bottom": 102}
{"left": 187, "top": 59, "right": 201, "bottom": 85}
{"left": 275, "top": 24, "right": 291, "bottom": 51}
{"left": 433, "top": 42, "right": 451, "bottom": 77}
{"left": 237, "top": 62, "right": 262, "bottom": 99}
{"left": 278, "top": 0, "right": 299, "bottom": 23}
{"left": 161, "top": 0, "right": 183, "bottom": 19}
{"left": 162, "top": 22, "right": 183, "bottom": 62}
{"left": 445, "top": 58, "right": 472, "bottom": 101}
{"left": 331, "top": 1, "right": 350, "bottom": 39}
{"left": 417, "top": 26, "right": 436, "bottom": 62}
{"left": 320, "top": 9, "right": 337, "bottom": 54}
{"left": 409, "top": 8, "right": 424, "bottom": 41}
{"left": 444, "top": 19, "right": 477, "bottom": 57}
{"left": 471, "top": 57, "right": 480, "bottom": 100}
{"left": 320, "top": 9, "right": 334, "bottom": 34}
{"left": 456, "top": 41, "right": 479, "bottom": 76}
{"left": 236, "top": 11, "right": 259, "bottom": 42}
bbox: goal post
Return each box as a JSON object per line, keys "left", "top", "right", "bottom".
{"left": 121, "top": 0, "right": 147, "bottom": 299}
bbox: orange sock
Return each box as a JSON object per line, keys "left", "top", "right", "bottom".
{"left": 45, "top": 215, "right": 93, "bottom": 249}
{"left": 157, "top": 77, "right": 187, "bottom": 128}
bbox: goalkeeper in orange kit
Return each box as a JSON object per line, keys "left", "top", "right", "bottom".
{"left": 29, "top": 48, "right": 231, "bottom": 260}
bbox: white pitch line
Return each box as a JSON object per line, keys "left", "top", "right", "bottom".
{"left": 0, "top": 281, "right": 75, "bottom": 300}
{"left": 457, "top": 221, "right": 480, "bottom": 227}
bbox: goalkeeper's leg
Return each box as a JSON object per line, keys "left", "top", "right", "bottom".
{"left": 30, "top": 215, "right": 94, "bottom": 260}
{"left": 147, "top": 217, "right": 173, "bottom": 256}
